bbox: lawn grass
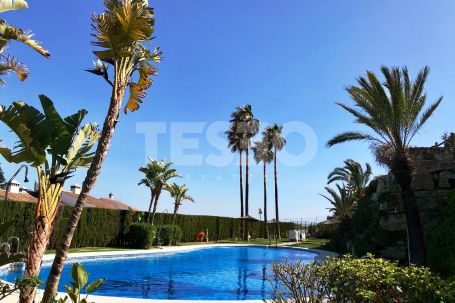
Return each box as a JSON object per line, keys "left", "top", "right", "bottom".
{"left": 44, "top": 238, "right": 331, "bottom": 254}
{"left": 290, "top": 238, "right": 331, "bottom": 250}
{"left": 179, "top": 238, "right": 290, "bottom": 246}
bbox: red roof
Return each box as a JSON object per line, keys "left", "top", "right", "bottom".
{"left": 0, "top": 189, "right": 38, "bottom": 203}
{"left": 0, "top": 189, "right": 136, "bottom": 211}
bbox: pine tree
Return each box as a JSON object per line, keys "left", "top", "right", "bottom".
{"left": 0, "top": 163, "right": 5, "bottom": 184}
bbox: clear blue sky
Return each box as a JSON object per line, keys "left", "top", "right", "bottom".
{"left": 0, "top": 0, "right": 453, "bottom": 221}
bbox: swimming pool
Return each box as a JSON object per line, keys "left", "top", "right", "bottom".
{"left": 0, "top": 246, "right": 318, "bottom": 300}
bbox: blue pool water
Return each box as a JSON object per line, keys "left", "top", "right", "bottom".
{"left": 0, "top": 246, "right": 318, "bottom": 300}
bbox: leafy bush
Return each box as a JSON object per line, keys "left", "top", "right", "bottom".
{"left": 54, "top": 263, "right": 105, "bottom": 303}
{"left": 269, "top": 255, "right": 455, "bottom": 303}
{"left": 156, "top": 224, "right": 182, "bottom": 246}
{"left": 127, "top": 223, "right": 157, "bottom": 249}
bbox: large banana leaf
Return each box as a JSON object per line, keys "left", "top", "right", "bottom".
{"left": 0, "top": 0, "right": 28, "bottom": 13}
{"left": 0, "top": 97, "right": 96, "bottom": 170}
{"left": 39, "top": 95, "right": 88, "bottom": 158}
{"left": 65, "top": 123, "right": 99, "bottom": 168}
{"left": 0, "top": 102, "right": 48, "bottom": 165}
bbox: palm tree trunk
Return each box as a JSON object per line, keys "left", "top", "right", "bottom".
{"left": 263, "top": 160, "right": 268, "bottom": 239}
{"left": 20, "top": 175, "right": 63, "bottom": 303}
{"left": 274, "top": 147, "right": 280, "bottom": 239}
{"left": 391, "top": 154, "right": 426, "bottom": 265}
{"left": 245, "top": 144, "right": 250, "bottom": 241}
{"left": 239, "top": 150, "right": 244, "bottom": 238}
{"left": 172, "top": 202, "right": 178, "bottom": 225}
{"left": 401, "top": 187, "right": 425, "bottom": 265}
{"left": 146, "top": 191, "right": 155, "bottom": 223}
{"left": 20, "top": 219, "right": 53, "bottom": 303}
{"left": 42, "top": 79, "right": 126, "bottom": 303}
{"left": 150, "top": 190, "right": 161, "bottom": 225}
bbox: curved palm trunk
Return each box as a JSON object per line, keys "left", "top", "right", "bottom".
{"left": 150, "top": 190, "right": 162, "bottom": 225}
{"left": 20, "top": 177, "right": 63, "bottom": 303}
{"left": 146, "top": 191, "right": 156, "bottom": 223}
{"left": 274, "top": 147, "right": 280, "bottom": 239}
{"left": 239, "top": 150, "right": 244, "bottom": 238}
{"left": 42, "top": 80, "right": 126, "bottom": 303}
{"left": 172, "top": 202, "right": 179, "bottom": 225}
{"left": 392, "top": 154, "right": 426, "bottom": 266}
{"left": 263, "top": 160, "right": 268, "bottom": 239}
{"left": 245, "top": 144, "right": 250, "bottom": 241}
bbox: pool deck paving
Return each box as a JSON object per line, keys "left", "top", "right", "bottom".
{"left": 1, "top": 243, "right": 336, "bottom": 303}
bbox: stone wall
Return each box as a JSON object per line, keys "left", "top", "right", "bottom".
{"left": 410, "top": 146, "right": 455, "bottom": 191}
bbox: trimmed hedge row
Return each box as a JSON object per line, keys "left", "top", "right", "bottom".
{"left": 0, "top": 200, "right": 294, "bottom": 249}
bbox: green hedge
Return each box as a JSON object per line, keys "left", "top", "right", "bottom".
{"left": 0, "top": 200, "right": 294, "bottom": 249}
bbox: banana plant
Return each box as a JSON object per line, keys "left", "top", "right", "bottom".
{"left": 0, "top": 0, "right": 49, "bottom": 85}
{"left": 56, "top": 263, "right": 105, "bottom": 303}
{"left": 0, "top": 95, "right": 99, "bottom": 302}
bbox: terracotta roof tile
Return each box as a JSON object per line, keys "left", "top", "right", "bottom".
{"left": 0, "top": 189, "right": 136, "bottom": 211}
{"left": 0, "top": 189, "right": 38, "bottom": 203}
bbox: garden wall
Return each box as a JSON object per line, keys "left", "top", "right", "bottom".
{"left": 0, "top": 200, "right": 294, "bottom": 249}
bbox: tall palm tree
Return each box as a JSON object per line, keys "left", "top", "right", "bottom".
{"left": 328, "top": 159, "right": 372, "bottom": 199}
{"left": 229, "top": 105, "right": 259, "bottom": 240}
{"left": 264, "top": 124, "right": 286, "bottom": 238}
{"left": 226, "top": 125, "right": 248, "bottom": 222}
{"left": 232, "top": 106, "right": 259, "bottom": 217}
{"left": 165, "top": 183, "right": 194, "bottom": 224}
{"left": 138, "top": 159, "right": 159, "bottom": 222}
{"left": 0, "top": 0, "right": 49, "bottom": 85}
{"left": 0, "top": 96, "right": 99, "bottom": 303}
{"left": 139, "top": 159, "right": 181, "bottom": 225}
{"left": 327, "top": 66, "right": 442, "bottom": 266}
{"left": 320, "top": 184, "right": 356, "bottom": 225}
{"left": 43, "top": 0, "right": 162, "bottom": 301}
{"left": 252, "top": 139, "right": 273, "bottom": 238}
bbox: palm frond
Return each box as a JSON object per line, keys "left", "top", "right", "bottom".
{"left": 0, "top": 56, "right": 28, "bottom": 81}
{"left": 327, "top": 131, "right": 378, "bottom": 147}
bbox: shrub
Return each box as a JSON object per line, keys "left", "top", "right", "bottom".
{"left": 127, "top": 223, "right": 156, "bottom": 249}
{"left": 156, "top": 224, "right": 182, "bottom": 246}
{"left": 268, "top": 255, "right": 455, "bottom": 303}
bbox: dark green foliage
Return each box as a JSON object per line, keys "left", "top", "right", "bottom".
{"left": 0, "top": 200, "right": 295, "bottom": 249}
{"left": 127, "top": 223, "right": 157, "bottom": 249}
{"left": 156, "top": 224, "right": 182, "bottom": 246}
{"left": 0, "top": 162, "right": 4, "bottom": 184}
{"left": 348, "top": 192, "right": 406, "bottom": 257}
{"left": 270, "top": 255, "right": 455, "bottom": 303}
{"left": 425, "top": 190, "right": 455, "bottom": 277}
